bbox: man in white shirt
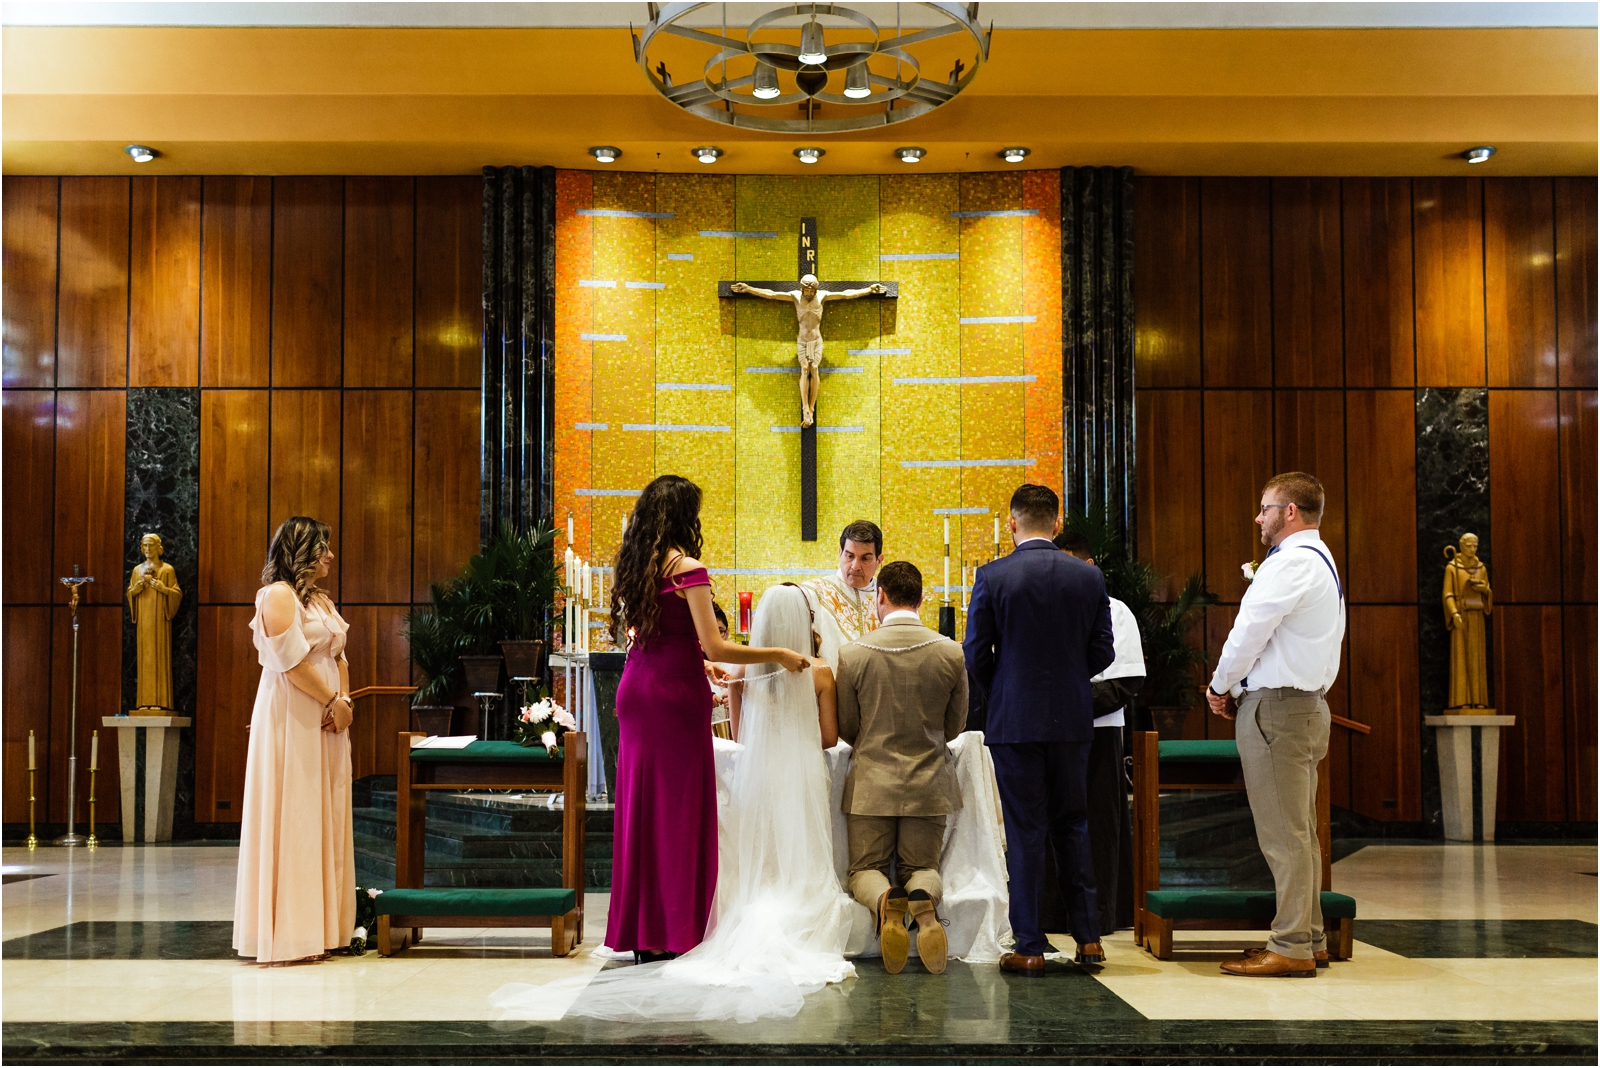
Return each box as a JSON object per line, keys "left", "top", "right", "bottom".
{"left": 1207, "top": 472, "right": 1345, "bottom": 978}
{"left": 1057, "top": 532, "right": 1145, "bottom": 935}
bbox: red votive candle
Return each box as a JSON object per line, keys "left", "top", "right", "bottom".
{"left": 738, "top": 591, "right": 753, "bottom": 634}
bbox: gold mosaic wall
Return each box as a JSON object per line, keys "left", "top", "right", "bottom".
{"left": 555, "top": 170, "right": 1062, "bottom": 637}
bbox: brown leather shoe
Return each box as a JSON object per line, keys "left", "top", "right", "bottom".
{"left": 1220, "top": 950, "right": 1317, "bottom": 978}
{"left": 907, "top": 890, "right": 948, "bottom": 974}
{"left": 1244, "top": 946, "right": 1329, "bottom": 969}
{"left": 1000, "top": 952, "right": 1046, "bottom": 976}
{"left": 1074, "top": 941, "right": 1106, "bottom": 965}
{"left": 878, "top": 887, "right": 910, "bottom": 974}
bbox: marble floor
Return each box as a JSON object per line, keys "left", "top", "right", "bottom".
{"left": 2, "top": 842, "right": 1595, "bottom": 1064}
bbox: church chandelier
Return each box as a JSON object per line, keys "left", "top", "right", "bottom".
{"left": 633, "top": 2, "right": 991, "bottom": 134}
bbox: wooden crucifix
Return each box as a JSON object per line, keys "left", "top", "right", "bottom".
{"left": 719, "top": 218, "right": 897, "bottom": 540}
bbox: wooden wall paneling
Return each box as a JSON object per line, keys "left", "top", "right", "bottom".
{"left": 1413, "top": 178, "right": 1485, "bottom": 387}
{"left": 1342, "top": 178, "right": 1415, "bottom": 388}
{"left": 1201, "top": 606, "right": 1237, "bottom": 741}
{"left": 1345, "top": 390, "right": 1417, "bottom": 604}
{"left": 129, "top": 176, "right": 202, "bottom": 387}
{"left": 57, "top": 177, "right": 130, "bottom": 389}
{"left": 52, "top": 390, "right": 125, "bottom": 601}
{"left": 271, "top": 177, "right": 343, "bottom": 388}
{"left": 1134, "top": 389, "right": 1203, "bottom": 591}
{"left": 1346, "top": 605, "right": 1420, "bottom": 821}
{"left": 268, "top": 390, "right": 342, "bottom": 597}
{"left": 2, "top": 176, "right": 59, "bottom": 389}
{"left": 1133, "top": 177, "right": 1201, "bottom": 388}
{"left": 1271, "top": 178, "right": 1343, "bottom": 388}
{"left": 199, "top": 390, "right": 270, "bottom": 603}
{"left": 344, "top": 605, "right": 413, "bottom": 779}
{"left": 416, "top": 176, "right": 484, "bottom": 389}
{"left": 1273, "top": 389, "right": 1346, "bottom": 567}
{"left": 3, "top": 607, "right": 51, "bottom": 822}
{"left": 1555, "top": 177, "right": 1598, "bottom": 389}
{"left": 195, "top": 605, "right": 257, "bottom": 823}
{"left": 1485, "top": 178, "right": 1557, "bottom": 388}
{"left": 48, "top": 605, "right": 122, "bottom": 821}
{"left": 1488, "top": 390, "right": 1561, "bottom": 604}
{"left": 1202, "top": 390, "right": 1275, "bottom": 602}
{"left": 1559, "top": 389, "right": 1597, "bottom": 603}
{"left": 3, "top": 391, "right": 57, "bottom": 605}
{"left": 200, "top": 177, "right": 273, "bottom": 388}
{"left": 414, "top": 389, "right": 481, "bottom": 597}
{"left": 344, "top": 177, "right": 414, "bottom": 388}
{"left": 1324, "top": 640, "right": 1352, "bottom": 811}
{"left": 342, "top": 391, "right": 413, "bottom": 604}
{"left": 1492, "top": 604, "right": 1567, "bottom": 822}
{"left": 1563, "top": 604, "right": 1597, "bottom": 821}
{"left": 1201, "top": 178, "right": 1273, "bottom": 387}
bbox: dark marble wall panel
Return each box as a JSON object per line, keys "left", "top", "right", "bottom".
{"left": 1415, "top": 386, "right": 1489, "bottom": 830}
{"left": 122, "top": 387, "right": 201, "bottom": 833}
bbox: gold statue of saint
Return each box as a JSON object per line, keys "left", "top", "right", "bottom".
{"left": 127, "top": 533, "right": 182, "bottom": 712}
{"left": 729, "top": 274, "right": 887, "bottom": 428}
{"left": 1442, "top": 532, "right": 1493, "bottom": 711}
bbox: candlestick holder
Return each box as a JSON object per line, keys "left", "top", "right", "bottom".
{"left": 55, "top": 567, "right": 94, "bottom": 847}
{"left": 26, "top": 767, "right": 38, "bottom": 849}
{"left": 86, "top": 762, "right": 98, "bottom": 848}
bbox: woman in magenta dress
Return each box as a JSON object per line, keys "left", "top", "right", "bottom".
{"left": 607, "top": 475, "right": 807, "bottom": 962}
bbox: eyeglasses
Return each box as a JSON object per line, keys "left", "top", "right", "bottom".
{"left": 1258, "top": 503, "right": 1291, "bottom": 516}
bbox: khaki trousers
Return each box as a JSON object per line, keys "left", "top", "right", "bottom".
{"left": 1236, "top": 687, "right": 1329, "bottom": 960}
{"left": 846, "top": 814, "right": 946, "bottom": 910}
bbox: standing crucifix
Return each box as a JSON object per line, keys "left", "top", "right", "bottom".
{"left": 719, "top": 218, "right": 896, "bottom": 539}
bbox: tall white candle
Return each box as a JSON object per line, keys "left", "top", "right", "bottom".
{"left": 943, "top": 517, "right": 950, "bottom": 547}
{"left": 567, "top": 513, "right": 574, "bottom": 547}
{"left": 583, "top": 562, "right": 592, "bottom": 602}
{"left": 993, "top": 516, "right": 1000, "bottom": 549}
{"left": 961, "top": 564, "right": 969, "bottom": 610}
{"left": 565, "top": 547, "right": 575, "bottom": 589}
{"left": 90, "top": 730, "right": 98, "bottom": 772}
{"left": 28, "top": 730, "right": 35, "bottom": 771}
{"left": 597, "top": 568, "right": 605, "bottom": 607}
{"left": 621, "top": 515, "right": 628, "bottom": 539}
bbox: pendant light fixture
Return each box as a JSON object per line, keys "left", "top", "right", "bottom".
{"left": 844, "top": 60, "right": 871, "bottom": 98}
{"left": 752, "top": 59, "right": 781, "bottom": 99}
{"left": 798, "top": 20, "right": 827, "bottom": 65}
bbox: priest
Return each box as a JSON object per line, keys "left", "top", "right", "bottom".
{"left": 802, "top": 520, "right": 883, "bottom": 671}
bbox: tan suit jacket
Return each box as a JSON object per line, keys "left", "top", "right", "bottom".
{"left": 836, "top": 618, "right": 969, "bottom": 817}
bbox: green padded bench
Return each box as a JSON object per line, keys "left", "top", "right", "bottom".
{"left": 390, "top": 731, "right": 589, "bottom": 957}
{"left": 1142, "top": 890, "right": 1357, "bottom": 961}
{"left": 1133, "top": 732, "right": 1351, "bottom": 961}
{"left": 374, "top": 887, "right": 582, "bottom": 957}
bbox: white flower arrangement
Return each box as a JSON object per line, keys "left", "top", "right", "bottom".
{"left": 517, "top": 698, "right": 577, "bottom": 755}
{"left": 1241, "top": 560, "right": 1258, "bottom": 583}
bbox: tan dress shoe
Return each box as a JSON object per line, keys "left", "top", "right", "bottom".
{"left": 1074, "top": 941, "right": 1106, "bottom": 965}
{"left": 1220, "top": 950, "right": 1317, "bottom": 977}
{"left": 999, "top": 951, "right": 1045, "bottom": 975}
{"left": 1244, "top": 946, "right": 1329, "bottom": 969}
{"left": 907, "top": 890, "right": 947, "bottom": 974}
{"left": 878, "top": 887, "right": 910, "bottom": 974}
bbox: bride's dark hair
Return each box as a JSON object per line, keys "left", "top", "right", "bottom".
{"left": 611, "top": 475, "right": 705, "bottom": 648}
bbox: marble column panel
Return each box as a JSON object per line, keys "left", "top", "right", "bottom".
{"left": 122, "top": 387, "right": 201, "bottom": 835}
{"left": 1414, "top": 387, "right": 1490, "bottom": 831}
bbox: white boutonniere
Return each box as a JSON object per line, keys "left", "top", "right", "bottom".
{"left": 1241, "top": 560, "right": 1258, "bottom": 583}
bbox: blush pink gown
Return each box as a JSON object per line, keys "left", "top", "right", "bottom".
{"left": 606, "top": 567, "right": 718, "bottom": 954}
{"left": 232, "top": 584, "right": 356, "bottom": 962}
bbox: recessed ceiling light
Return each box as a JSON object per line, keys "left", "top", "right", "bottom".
{"left": 897, "top": 147, "right": 926, "bottom": 164}
{"left": 1463, "top": 146, "right": 1496, "bottom": 164}
{"left": 794, "top": 147, "right": 825, "bottom": 165}
{"left": 589, "top": 146, "right": 621, "bottom": 163}
{"left": 695, "top": 146, "right": 723, "bottom": 164}
{"left": 125, "top": 145, "right": 157, "bottom": 163}
{"left": 1000, "top": 147, "right": 1030, "bottom": 164}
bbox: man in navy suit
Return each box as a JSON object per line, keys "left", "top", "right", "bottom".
{"left": 964, "top": 484, "right": 1116, "bottom": 973}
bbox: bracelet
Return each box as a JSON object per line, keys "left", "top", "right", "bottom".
{"left": 324, "top": 693, "right": 340, "bottom": 711}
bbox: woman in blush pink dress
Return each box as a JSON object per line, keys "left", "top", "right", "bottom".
{"left": 604, "top": 475, "right": 808, "bottom": 962}
{"left": 232, "top": 516, "right": 356, "bottom": 964}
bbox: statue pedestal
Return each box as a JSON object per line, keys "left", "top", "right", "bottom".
{"left": 1425, "top": 714, "right": 1514, "bottom": 842}
{"left": 103, "top": 715, "right": 190, "bottom": 842}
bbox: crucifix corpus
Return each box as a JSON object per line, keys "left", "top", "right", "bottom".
{"left": 719, "top": 218, "right": 897, "bottom": 540}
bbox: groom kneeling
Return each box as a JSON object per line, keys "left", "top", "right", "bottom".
{"left": 836, "top": 561, "right": 968, "bottom": 975}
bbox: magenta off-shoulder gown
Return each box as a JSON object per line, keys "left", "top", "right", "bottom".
{"left": 606, "top": 566, "right": 718, "bottom": 954}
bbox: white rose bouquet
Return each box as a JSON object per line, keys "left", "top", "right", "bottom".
{"left": 515, "top": 697, "right": 578, "bottom": 755}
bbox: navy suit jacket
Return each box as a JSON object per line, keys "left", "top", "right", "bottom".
{"left": 962, "top": 539, "right": 1116, "bottom": 745}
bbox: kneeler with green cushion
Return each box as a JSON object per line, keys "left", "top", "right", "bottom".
{"left": 380, "top": 732, "right": 588, "bottom": 957}
{"left": 1131, "top": 733, "right": 1357, "bottom": 961}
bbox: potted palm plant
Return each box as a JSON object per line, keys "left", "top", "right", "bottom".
{"left": 1060, "top": 511, "right": 1217, "bottom": 740}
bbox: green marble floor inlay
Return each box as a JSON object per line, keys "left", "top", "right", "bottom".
{"left": 2, "top": 921, "right": 239, "bottom": 960}
{"left": 1358, "top": 920, "right": 1598, "bottom": 959}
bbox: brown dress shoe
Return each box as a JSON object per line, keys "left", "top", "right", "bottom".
{"left": 1244, "top": 946, "right": 1329, "bottom": 969}
{"left": 1074, "top": 941, "right": 1106, "bottom": 965}
{"left": 999, "top": 952, "right": 1045, "bottom": 976}
{"left": 907, "top": 890, "right": 948, "bottom": 974}
{"left": 878, "top": 887, "right": 910, "bottom": 975}
{"left": 1220, "top": 950, "right": 1317, "bottom": 978}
